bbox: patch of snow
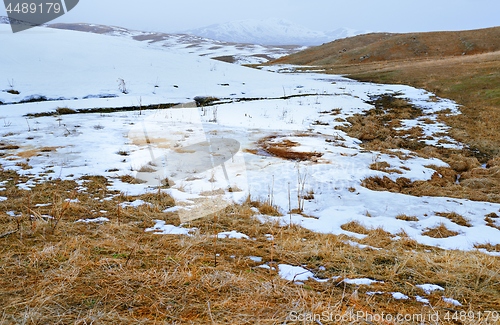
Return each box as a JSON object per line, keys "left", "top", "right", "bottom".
{"left": 265, "top": 234, "right": 274, "bottom": 241}
{"left": 248, "top": 256, "right": 263, "bottom": 262}
{"left": 416, "top": 284, "right": 445, "bottom": 295}
{"left": 75, "top": 217, "right": 110, "bottom": 223}
{"left": 120, "top": 200, "right": 151, "bottom": 208}
{"left": 278, "top": 264, "right": 314, "bottom": 281}
{"left": 217, "top": 230, "right": 250, "bottom": 239}
{"left": 391, "top": 292, "right": 410, "bottom": 300}
{"left": 145, "top": 220, "right": 196, "bottom": 236}
{"left": 342, "top": 278, "right": 383, "bottom": 286}
{"left": 416, "top": 296, "right": 430, "bottom": 304}
{"left": 0, "top": 24, "right": 499, "bottom": 253}
{"left": 343, "top": 240, "right": 382, "bottom": 250}
{"left": 442, "top": 297, "right": 462, "bottom": 306}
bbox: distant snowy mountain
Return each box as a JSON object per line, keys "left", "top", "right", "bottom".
{"left": 185, "top": 18, "right": 369, "bottom": 46}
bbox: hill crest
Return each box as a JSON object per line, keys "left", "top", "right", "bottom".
{"left": 273, "top": 26, "right": 500, "bottom": 65}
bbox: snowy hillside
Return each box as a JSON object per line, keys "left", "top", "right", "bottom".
{"left": 46, "top": 21, "right": 305, "bottom": 65}
{"left": 186, "top": 18, "right": 369, "bottom": 45}
{"left": 1, "top": 24, "right": 499, "bottom": 254}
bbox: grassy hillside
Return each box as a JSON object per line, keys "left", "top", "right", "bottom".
{"left": 273, "top": 27, "right": 500, "bottom": 66}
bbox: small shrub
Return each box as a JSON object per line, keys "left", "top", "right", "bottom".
{"left": 116, "top": 150, "right": 129, "bottom": 156}
{"left": 6, "top": 89, "right": 20, "bottom": 95}
{"left": 117, "top": 78, "right": 128, "bottom": 94}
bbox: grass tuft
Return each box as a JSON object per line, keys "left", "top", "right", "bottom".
{"left": 436, "top": 212, "right": 472, "bottom": 227}
{"left": 422, "top": 223, "right": 460, "bottom": 238}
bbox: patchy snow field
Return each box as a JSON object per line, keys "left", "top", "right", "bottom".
{"left": 48, "top": 22, "right": 304, "bottom": 65}
{"left": 1, "top": 24, "right": 500, "bottom": 253}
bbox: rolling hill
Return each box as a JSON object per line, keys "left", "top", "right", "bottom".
{"left": 273, "top": 26, "right": 500, "bottom": 65}
{"left": 43, "top": 21, "right": 305, "bottom": 65}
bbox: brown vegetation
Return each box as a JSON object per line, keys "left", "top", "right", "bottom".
{"left": 396, "top": 214, "right": 419, "bottom": 222}
{"left": 422, "top": 223, "right": 460, "bottom": 238}
{"left": 256, "top": 135, "right": 323, "bottom": 161}
{"left": 274, "top": 28, "right": 500, "bottom": 162}
{"left": 1, "top": 168, "right": 499, "bottom": 324}
{"left": 273, "top": 27, "right": 500, "bottom": 66}
{"left": 436, "top": 212, "right": 471, "bottom": 227}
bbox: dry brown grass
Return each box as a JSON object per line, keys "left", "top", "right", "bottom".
{"left": 485, "top": 215, "right": 500, "bottom": 231}
{"left": 362, "top": 162, "right": 500, "bottom": 203}
{"left": 370, "top": 161, "right": 403, "bottom": 174}
{"left": 1, "top": 168, "right": 499, "bottom": 324}
{"left": 274, "top": 27, "right": 500, "bottom": 161}
{"left": 436, "top": 212, "right": 472, "bottom": 227}
{"left": 1, "top": 120, "right": 500, "bottom": 325}
{"left": 255, "top": 135, "right": 323, "bottom": 162}
{"left": 340, "top": 221, "right": 370, "bottom": 235}
{"left": 119, "top": 174, "right": 147, "bottom": 185}
{"left": 322, "top": 52, "right": 500, "bottom": 160}
{"left": 422, "top": 223, "right": 460, "bottom": 238}
{"left": 248, "top": 199, "right": 282, "bottom": 216}
{"left": 334, "top": 93, "right": 432, "bottom": 153}
{"left": 273, "top": 27, "right": 500, "bottom": 66}
{"left": 327, "top": 90, "right": 500, "bottom": 203}
{"left": 475, "top": 243, "right": 500, "bottom": 253}
{"left": 396, "top": 214, "right": 419, "bottom": 222}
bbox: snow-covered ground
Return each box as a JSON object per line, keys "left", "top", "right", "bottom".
{"left": 47, "top": 21, "right": 304, "bottom": 65}
{"left": 1, "top": 24, "right": 499, "bottom": 253}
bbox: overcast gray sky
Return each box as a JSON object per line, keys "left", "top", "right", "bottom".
{"left": 2, "top": 0, "right": 499, "bottom": 33}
